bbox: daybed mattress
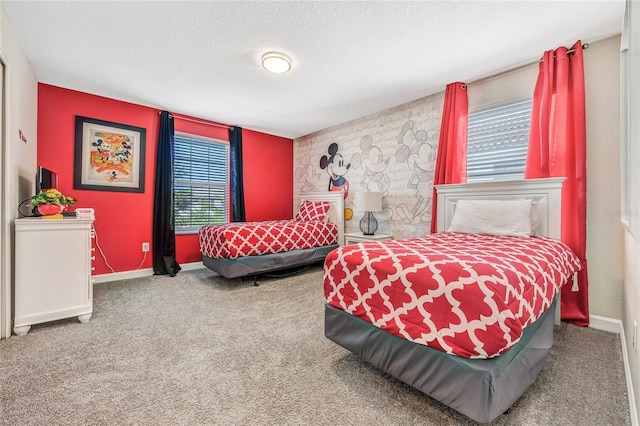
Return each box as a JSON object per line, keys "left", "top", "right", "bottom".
{"left": 323, "top": 232, "right": 580, "bottom": 358}
{"left": 200, "top": 219, "right": 338, "bottom": 259}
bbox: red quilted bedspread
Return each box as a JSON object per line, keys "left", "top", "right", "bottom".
{"left": 200, "top": 220, "right": 338, "bottom": 259}
{"left": 323, "top": 233, "right": 581, "bottom": 359}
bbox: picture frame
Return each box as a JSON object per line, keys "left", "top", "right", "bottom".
{"left": 74, "top": 116, "right": 146, "bottom": 193}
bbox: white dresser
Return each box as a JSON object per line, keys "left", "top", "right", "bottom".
{"left": 14, "top": 217, "right": 94, "bottom": 336}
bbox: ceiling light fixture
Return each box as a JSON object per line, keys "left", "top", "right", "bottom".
{"left": 261, "top": 51, "right": 292, "bottom": 74}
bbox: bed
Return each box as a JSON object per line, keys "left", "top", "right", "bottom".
{"left": 200, "top": 192, "right": 344, "bottom": 281}
{"left": 323, "top": 178, "right": 582, "bottom": 423}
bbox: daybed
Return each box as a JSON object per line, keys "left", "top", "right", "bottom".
{"left": 323, "top": 178, "right": 581, "bottom": 423}
{"left": 200, "top": 192, "right": 344, "bottom": 280}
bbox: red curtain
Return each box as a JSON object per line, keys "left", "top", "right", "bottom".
{"left": 430, "top": 82, "right": 468, "bottom": 234}
{"left": 525, "top": 41, "right": 589, "bottom": 326}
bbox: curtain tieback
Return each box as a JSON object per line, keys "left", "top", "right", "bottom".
{"left": 571, "top": 273, "right": 579, "bottom": 292}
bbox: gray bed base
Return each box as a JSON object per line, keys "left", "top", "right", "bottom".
{"left": 203, "top": 245, "right": 338, "bottom": 279}
{"left": 324, "top": 299, "right": 556, "bottom": 424}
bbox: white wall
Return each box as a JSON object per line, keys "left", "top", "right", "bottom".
{"left": 622, "top": 0, "right": 640, "bottom": 420}
{"left": 1, "top": 6, "right": 38, "bottom": 202}
{"left": 0, "top": 5, "right": 38, "bottom": 338}
{"left": 583, "top": 36, "right": 624, "bottom": 321}
{"left": 467, "top": 62, "right": 538, "bottom": 111}
{"left": 625, "top": 233, "right": 640, "bottom": 421}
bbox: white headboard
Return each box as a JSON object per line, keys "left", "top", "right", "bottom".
{"left": 300, "top": 192, "right": 345, "bottom": 246}
{"left": 436, "top": 178, "right": 565, "bottom": 239}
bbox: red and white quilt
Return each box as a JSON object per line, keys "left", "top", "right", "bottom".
{"left": 200, "top": 220, "right": 338, "bottom": 259}
{"left": 323, "top": 233, "right": 581, "bottom": 359}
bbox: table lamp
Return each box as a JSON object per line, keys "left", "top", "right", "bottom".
{"left": 357, "top": 192, "right": 382, "bottom": 235}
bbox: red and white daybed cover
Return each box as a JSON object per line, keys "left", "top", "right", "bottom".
{"left": 323, "top": 232, "right": 581, "bottom": 359}
{"left": 200, "top": 220, "right": 338, "bottom": 259}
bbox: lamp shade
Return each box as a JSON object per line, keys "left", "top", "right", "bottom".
{"left": 357, "top": 192, "right": 382, "bottom": 212}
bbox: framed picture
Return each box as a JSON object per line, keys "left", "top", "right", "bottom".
{"left": 74, "top": 116, "right": 146, "bottom": 193}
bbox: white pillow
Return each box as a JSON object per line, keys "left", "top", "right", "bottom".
{"left": 447, "top": 199, "right": 533, "bottom": 237}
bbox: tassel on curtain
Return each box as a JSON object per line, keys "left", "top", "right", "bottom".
{"left": 152, "top": 111, "right": 181, "bottom": 276}
{"left": 525, "top": 40, "right": 589, "bottom": 326}
{"left": 430, "top": 82, "right": 468, "bottom": 234}
{"left": 229, "top": 126, "right": 246, "bottom": 222}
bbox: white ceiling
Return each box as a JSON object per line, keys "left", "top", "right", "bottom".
{"left": 0, "top": 1, "right": 625, "bottom": 139}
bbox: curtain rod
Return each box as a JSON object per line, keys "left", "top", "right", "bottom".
{"left": 467, "top": 43, "right": 589, "bottom": 87}
{"left": 159, "top": 111, "right": 234, "bottom": 131}
{"left": 544, "top": 42, "right": 589, "bottom": 61}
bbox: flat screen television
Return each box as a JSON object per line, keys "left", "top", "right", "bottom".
{"left": 35, "top": 166, "right": 58, "bottom": 194}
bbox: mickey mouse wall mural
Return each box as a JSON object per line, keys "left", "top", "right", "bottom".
{"left": 294, "top": 152, "right": 322, "bottom": 193}
{"left": 320, "top": 142, "right": 353, "bottom": 220}
{"left": 394, "top": 120, "right": 437, "bottom": 224}
{"left": 350, "top": 135, "right": 391, "bottom": 194}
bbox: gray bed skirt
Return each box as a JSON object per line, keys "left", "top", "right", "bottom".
{"left": 324, "top": 299, "right": 556, "bottom": 424}
{"left": 203, "top": 245, "right": 338, "bottom": 279}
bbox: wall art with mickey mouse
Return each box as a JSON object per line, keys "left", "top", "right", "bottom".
{"left": 320, "top": 142, "right": 353, "bottom": 219}
{"left": 293, "top": 91, "right": 444, "bottom": 238}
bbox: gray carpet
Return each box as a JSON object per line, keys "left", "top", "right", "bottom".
{"left": 0, "top": 265, "right": 631, "bottom": 425}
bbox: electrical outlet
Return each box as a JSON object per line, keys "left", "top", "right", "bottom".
{"left": 142, "top": 242, "right": 150, "bottom": 253}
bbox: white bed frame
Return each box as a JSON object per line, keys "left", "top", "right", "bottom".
{"left": 436, "top": 177, "right": 564, "bottom": 238}
{"left": 436, "top": 177, "right": 566, "bottom": 323}
{"left": 299, "top": 191, "right": 345, "bottom": 246}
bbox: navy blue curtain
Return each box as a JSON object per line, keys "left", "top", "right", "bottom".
{"left": 153, "top": 111, "right": 181, "bottom": 276}
{"left": 229, "top": 126, "right": 246, "bottom": 222}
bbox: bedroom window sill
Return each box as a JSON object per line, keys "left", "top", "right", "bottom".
{"left": 176, "top": 229, "right": 200, "bottom": 236}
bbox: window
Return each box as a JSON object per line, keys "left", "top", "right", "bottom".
{"left": 467, "top": 99, "right": 533, "bottom": 182}
{"left": 174, "top": 133, "right": 229, "bottom": 233}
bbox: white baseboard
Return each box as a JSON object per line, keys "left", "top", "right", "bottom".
{"left": 589, "top": 314, "right": 638, "bottom": 426}
{"left": 180, "top": 261, "right": 205, "bottom": 271}
{"left": 619, "top": 319, "right": 639, "bottom": 426}
{"left": 92, "top": 261, "right": 205, "bottom": 283}
{"left": 589, "top": 314, "right": 621, "bottom": 333}
{"left": 92, "top": 268, "right": 153, "bottom": 283}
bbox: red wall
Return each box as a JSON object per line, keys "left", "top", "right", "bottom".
{"left": 37, "top": 84, "right": 293, "bottom": 274}
{"left": 242, "top": 129, "right": 294, "bottom": 221}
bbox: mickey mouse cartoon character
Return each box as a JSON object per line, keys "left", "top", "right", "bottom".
{"left": 320, "top": 143, "right": 351, "bottom": 199}
{"left": 294, "top": 152, "right": 322, "bottom": 193}
{"left": 395, "top": 120, "right": 437, "bottom": 224}
{"left": 350, "top": 135, "right": 391, "bottom": 194}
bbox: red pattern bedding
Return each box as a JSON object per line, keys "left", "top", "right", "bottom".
{"left": 323, "top": 233, "right": 581, "bottom": 359}
{"left": 200, "top": 220, "right": 338, "bottom": 259}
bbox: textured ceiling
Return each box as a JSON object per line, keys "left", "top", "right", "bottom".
{"left": 0, "top": 1, "right": 625, "bottom": 139}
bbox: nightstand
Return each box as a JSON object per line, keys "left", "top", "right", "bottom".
{"left": 344, "top": 232, "right": 393, "bottom": 245}
{"left": 14, "top": 217, "right": 95, "bottom": 336}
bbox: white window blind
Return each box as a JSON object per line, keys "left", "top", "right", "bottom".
{"left": 174, "top": 134, "right": 229, "bottom": 232}
{"left": 467, "top": 99, "right": 533, "bottom": 182}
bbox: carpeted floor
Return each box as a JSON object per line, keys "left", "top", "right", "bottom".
{"left": 0, "top": 265, "right": 631, "bottom": 425}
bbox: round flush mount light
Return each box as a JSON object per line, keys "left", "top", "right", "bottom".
{"left": 261, "top": 51, "right": 292, "bottom": 73}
